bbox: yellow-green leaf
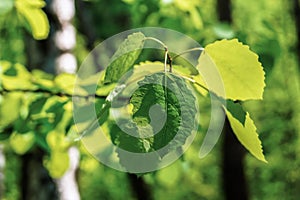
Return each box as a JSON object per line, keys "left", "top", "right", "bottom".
{"left": 0, "top": 92, "right": 23, "bottom": 129}
{"left": 15, "top": 0, "right": 49, "bottom": 40}
{"left": 225, "top": 107, "right": 267, "bottom": 162}
{"left": 0, "top": 61, "right": 37, "bottom": 90}
{"left": 9, "top": 131, "right": 35, "bottom": 155}
{"left": 54, "top": 73, "right": 74, "bottom": 94}
{"left": 198, "top": 39, "right": 265, "bottom": 101}
{"left": 44, "top": 151, "right": 69, "bottom": 178}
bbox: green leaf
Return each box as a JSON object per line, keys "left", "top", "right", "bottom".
{"left": 226, "top": 100, "right": 246, "bottom": 125}
{"left": 104, "top": 32, "right": 145, "bottom": 83}
{"left": 110, "top": 72, "right": 197, "bottom": 156}
{"left": 197, "top": 39, "right": 265, "bottom": 101}
{"left": 9, "top": 131, "right": 35, "bottom": 155}
{"left": 15, "top": 0, "right": 49, "bottom": 40}
{"left": 0, "top": 0, "right": 14, "bottom": 15}
{"left": 225, "top": 107, "right": 267, "bottom": 162}
{"left": 54, "top": 73, "right": 87, "bottom": 95}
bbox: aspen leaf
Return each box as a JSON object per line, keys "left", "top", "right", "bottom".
{"left": 198, "top": 39, "right": 265, "bottom": 101}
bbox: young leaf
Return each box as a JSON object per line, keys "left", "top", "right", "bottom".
{"left": 15, "top": 0, "right": 49, "bottom": 40}
{"left": 225, "top": 107, "right": 267, "bottom": 162}
{"left": 104, "top": 32, "right": 145, "bottom": 83}
{"left": 198, "top": 39, "right": 265, "bottom": 101}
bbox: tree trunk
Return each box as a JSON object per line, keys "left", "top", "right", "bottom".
{"left": 51, "top": 0, "right": 81, "bottom": 199}
{"left": 216, "top": 0, "right": 249, "bottom": 199}
{"left": 127, "top": 173, "right": 153, "bottom": 200}
{"left": 222, "top": 118, "right": 248, "bottom": 200}
{"left": 21, "top": 149, "right": 58, "bottom": 200}
{"left": 0, "top": 145, "right": 5, "bottom": 199}
{"left": 217, "top": 0, "right": 232, "bottom": 22}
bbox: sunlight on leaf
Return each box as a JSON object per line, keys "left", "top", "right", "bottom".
{"left": 225, "top": 107, "right": 267, "bottom": 162}
{"left": 15, "top": 0, "right": 49, "bottom": 40}
{"left": 9, "top": 131, "right": 35, "bottom": 155}
{"left": 44, "top": 151, "right": 70, "bottom": 178}
{"left": 198, "top": 39, "right": 265, "bottom": 101}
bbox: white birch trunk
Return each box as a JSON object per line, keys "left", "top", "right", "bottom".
{"left": 0, "top": 145, "right": 5, "bottom": 199}
{"left": 51, "top": 0, "right": 80, "bottom": 199}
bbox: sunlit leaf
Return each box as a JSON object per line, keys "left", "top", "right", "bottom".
{"left": 0, "top": 61, "right": 37, "bottom": 90}
{"left": 44, "top": 151, "right": 69, "bottom": 178}
{"left": 226, "top": 100, "right": 246, "bottom": 125}
{"left": 31, "top": 69, "right": 56, "bottom": 91}
{"left": 0, "top": 92, "right": 23, "bottom": 129}
{"left": 15, "top": 0, "right": 49, "bottom": 40}
{"left": 225, "top": 107, "right": 267, "bottom": 162}
{"left": 198, "top": 39, "right": 265, "bottom": 101}
{"left": 9, "top": 131, "right": 35, "bottom": 155}
{"left": 104, "top": 32, "right": 145, "bottom": 83}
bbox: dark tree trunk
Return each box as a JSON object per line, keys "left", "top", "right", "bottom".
{"left": 217, "top": 0, "right": 232, "bottom": 22}
{"left": 127, "top": 173, "right": 153, "bottom": 200}
{"left": 222, "top": 118, "right": 248, "bottom": 200}
{"left": 21, "top": 149, "right": 58, "bottom": 200}
{"left": 217, "top": 0, "right": 249, "bottom": 199}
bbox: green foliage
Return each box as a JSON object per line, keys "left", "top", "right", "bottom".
{"left": 1, "top": 0, "right": 299, "bottom": 199}
{"left": 104, "top": 32, "right": 145, "bottom": 83}
{"left": 109, "top": 72, "right": 197, "bottom": 155}
{"left": 0, "top": 31, "right": 268, "bottom": 178}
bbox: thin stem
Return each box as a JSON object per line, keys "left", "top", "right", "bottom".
{"left": 0, "top": 88, "right": 107, "bottom": 99}
{"left": 182, "top": 75, "right": 224, "bottom": 103}
{"left": 181, "top": 76, "right": 209, "bottom": 93}
{"left": 172, "top": 47, "right": 204, "bottom": 61}
{"left": 144, "top": 37, "right": 168, "bottom": 50}
{"left": 144, "top": 37, "right": 171, "bottom": 72}
{"left": 164, "top": 50, "right": 168, "bottom": 72}
{"left": 167, "top": 53, "right": 173, "bottom": 72}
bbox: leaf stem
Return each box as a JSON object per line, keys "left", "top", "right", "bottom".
{"left": 172, "top": 47, "right": 204, "bottom": 61}
{"left": 144, "top": 37, "right": 173, "bottom": 72}
{"left": 144, "top": 37, "right": 168, "bottom": 50}
{"left": 181, "top": 76, "right": 209, "bottom": 93}
{"left": 164, "top": 50, "right": 168, "bottom": 72}
{"left": 0, "top": 88, "right": 107, "bottom": 99}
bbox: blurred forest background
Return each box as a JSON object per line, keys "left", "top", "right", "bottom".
{"left": 0, "top": 0, "right": 300, "bottom": 199}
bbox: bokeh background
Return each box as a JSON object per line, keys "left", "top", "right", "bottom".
{"left": 0, "top": 0, "right": 300, "bottom": 199}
